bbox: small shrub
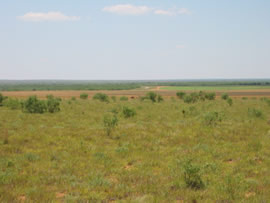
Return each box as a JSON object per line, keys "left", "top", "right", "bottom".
{"left": 221, "top": 93, "right": 229, "bottom": 100}
{"left": 0, "top": 93, "right": 8, "bottom": 106}
{"left": 205, "top": 92, "right": 216, "bottom": 100}
{"left": 93, "top": 93, "right": 109, "bottom": 102}
{"left": 103, "top": 114, "right": 118, "bottom": 136}
{"left": 122, "top": 106, "right": 136, "bottom": 118}
{"left": 227, "top": 98, "right": 233, "bottom": 106}
{"left": 146, "top": 92, "right": 157, "bottom": 103}
{"left": 204, "top": 112, "right": 222, "bottom": 126}
{"left": 183, "top": 159, "right": 205, "bottom": 190}
{"left": 157, "top": 95, "right": 164, "bottom": 102}
{"left": 248, "top": 108, "right": 263, "bottom": 118}
{"left": 71, "top": 96, "right": 76, "bottom": 101}
{"left": 3, "top": 98, "right": 22, "bottom": 110}
{"left": 46, "top": 95, "right": 61, "bottom": 113}
{"left": 120, "top": 96, "right": 128, "bottom": 101}
{"left": 80, "top": 93, "right": 88, "bottom": 100}
{"left": 183, "top": 95, "right": 195, "bottom": 104}
{"left": 242, "top": 97, "right": 248, "bottom": 100}
{"left": 176, "top": 92, "right": 186, "bottom": 99}
{"left": 23, "top": 96, "right": 47, "bottom": 114}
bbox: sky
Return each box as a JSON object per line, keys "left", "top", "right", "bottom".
{"left": 0, "top": 0, "right": 270, "bottom": 80}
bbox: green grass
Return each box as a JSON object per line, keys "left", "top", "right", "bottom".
{"left": 161, "top": 85, "right": 270, "bottom": 91}
{"left": 1, "top": 98, "right": 270, "bottom": 201}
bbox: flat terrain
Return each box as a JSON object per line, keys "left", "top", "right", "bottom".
{"left": 2, "top": 86, "right": 270, "bottom": 99}
{"left": 1, "top": 95, "right": 270, "bottom": 202}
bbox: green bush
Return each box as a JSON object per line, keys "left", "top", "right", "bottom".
{"left": 146, "top": 92, "right": 157, "bottom": 103}
{"left": 227, "top": 98, "right": 233, "bottom": 106}
{"left": 205, "top": 92, "right": 216, "bottom": 100}
{"left": 80, "top": 93, "right": 88, "bottom": 100}
{"left": 221, "top": 93, "right": 229, "bottom": 100}
{"left": 103, "top": 114, "right": 118, "bottom": 136}
{"left": 157, "top": 95, "right": 164, "bottom": 102}
{"left": 183, "top": 159, "right": 205, "bottom": 190}
{"left": 176, "top": 92, "right": 186, "bottom": 99}
{"left": 46, "top": 95, "right": 61, "bottom": 113}
{"left": 204, "top": 112, "right": 222, "bottom": 126}
{"left": 248, "top": 108, "right": 263, "bottom": 118}
{"left": 0, "top": 93, "right": 8, "bottom": 106}
{"left": 120, "top": 96, "right": 128, "bottom": 101}
{"left": 122, "top": 106, "right": 136, "bottom": 118}
{"left": 93, "top": 93, "right": 109, "bottom": 102}
{"left": 3, "top": 98, "right": 22, "bottom": 110}
{"left": 71, "top": 96, "right": 76, "bottom": 101}
{"left": 23, "top": 96, "right": 47, "bottom": 114}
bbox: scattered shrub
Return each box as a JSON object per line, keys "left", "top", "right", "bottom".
{"left": 227, "top": 98, "right": 233, "bottom": 106}
{"left": 103, "top": 114, "right": 118, "bottom": 136}
{"left": 248, "top": 108, "right": 263, "bottom": 118}
{"left": 146, "top": 92, "right": 157, "bottom": 103}
{"left": 242, "top": 97, "right": 248, "bottom": 100}
{"left": 93, "top": 93, "right": 109, "bottom": 102}
{"left": 120, "top": 96, "right": 128, "bottom": 101}
{"left": 205, "top": 92, "right": 216, "bottom": 100}
{"left": 46, "top": 95, "right": 61, "bottom": 113}
{"left": 0, "top": 93, "right": 7, "bottom": 106}
{"left": 80, "top": 93, "right": 88, "bottom": 100}
{"left": 71, "top": 96, "right": 76, "bottom": 101}
{"left": 3, "top": 98, "right": 22, "bottom": 110}
{"left": 221, "top": 93, "right": 229, "bottom": 100}
{"left": 176, "top": 92, "right": 186, "bottom": 99}
{"left": 183, "top": 159, "right": 205, "bottom": 190}
{"left": 157, "top": 95, "right": 164, "bottom": 102}
{"left": 122, "top": 106, "right": 136, "bottom": 118}
{"left": 204, "top": 111, "right": 222, "bottom": 126}
{"left": 23, "top": 96, "right": 47, "bottom": 114}
{"left": 183, "top": 95, "right": 196, "bottom": 104}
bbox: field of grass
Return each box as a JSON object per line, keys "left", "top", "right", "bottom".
{"left": 1, "top": 96, "right": 270, "bottom": 202}
{"left": 161, "top": 86, "right": 270, "bottom": 91}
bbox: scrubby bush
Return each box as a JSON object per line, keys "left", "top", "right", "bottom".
{"left": 147, "top": 92, "right": 157, "bottom": 103}
{"left": 3, "top": 98, "right": 22, "bottom": 110}
{"left": 0, "top": 93, "right": 7, "bottom": 106}
{"left": 183, "top": 159, "right": 205, "bottom": 190}
{"left": 176, "top": 92, "right": 186, "bottom": 99}
{"left": 122, "top": 106, "right": 136, "bottom": 118}
{"left": 157, "top": 95, "right": 164, "bottom": 102}
{"left": 46, "top": 95, "right": 61, "bottom": 113}
{"left": 71, "top": 96, "right": 76, "bottom": 101}
{"left": 205, "top": 92, "right": 216, "bottom": 100}
{"left": 227, "top": 98, "right": 233, "bottom": 106}
{"left": 93, "top": 93, "right": 109, "bottom": 102}
{"left": 242, "top": 97, "right": 248, "bottom": 100}
{"left": 204, "top": 111, "right": 222, "bottom": 126}
{"left": 120, "top": 96, "right": 128, "bottom": 101}
{"left": 23, "top": 96, "right": 47, "bottom": 114}
{"left": 103, "top": 114, "right": 118, "bottom": 136}
{"left": 248, "top": 108, "right": 263, "bottom": 118}
{"left": 80, "top": 93, "right": 88, "bottom": 100}
{"left": 221, "top": 93, "right": 229, "bottom": 100}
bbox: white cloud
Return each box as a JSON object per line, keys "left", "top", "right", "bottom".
{"left": 18, "top": 12, "right": 80, "bottom": 22}
{"left": 178, "top": 8, "right": 192, "bottom": 15}
{"left": 154, "top": 8, "right": 191, "bottom": 16}
{"left": 103, "top": 4, "right": 151, "bottom": 15}
{"left": 154, "top": 10, "right": 174, "bottom": 16}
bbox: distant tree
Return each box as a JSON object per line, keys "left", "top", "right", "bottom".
{"left": 176, "top": 92, "right": 186, "bottom": 99}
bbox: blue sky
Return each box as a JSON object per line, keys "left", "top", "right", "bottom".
{"left": 0, "top": 0, "right": 269, "bottom": 80}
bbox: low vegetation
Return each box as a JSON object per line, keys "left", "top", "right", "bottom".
{"left": 0, "top": 92, "right": 270, "bottom": 201}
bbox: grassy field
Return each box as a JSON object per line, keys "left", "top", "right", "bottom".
{"left": 1, "top": 96, "right": 270, "bottom": 202}
{"left": 160, "top": 86, "right": 270, "bottom": 91}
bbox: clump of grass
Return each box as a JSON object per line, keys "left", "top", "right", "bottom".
{"left": 93, "top": 93, "right": 109, "bottom": 102}
{"left": 103, "top": 114, "right": 118, "bottom": 136}
{"left": 80, "top": 93, "right": 88, "bottom": 100}
{"left": 183, "top": 159, "right": 205, "bottom": 190}
{"left": 122, "top": 106, "right": 136, "bottom": 118}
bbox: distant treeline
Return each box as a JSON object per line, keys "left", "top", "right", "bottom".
{"left": 0, "top": 79, "right": 270, "bottom": 91}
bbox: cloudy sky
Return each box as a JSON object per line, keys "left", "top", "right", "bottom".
{"left": 0, "top": 0, "right": 269, "bottom": 80}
